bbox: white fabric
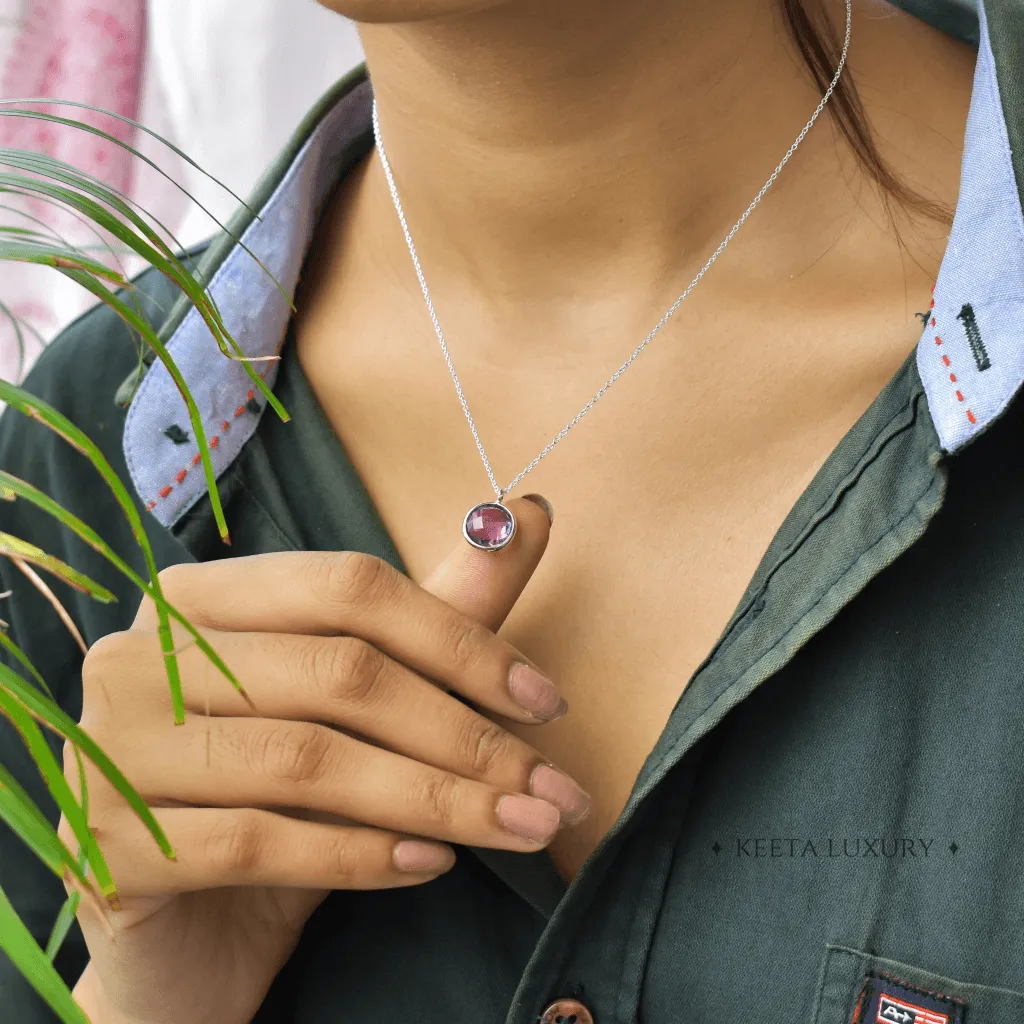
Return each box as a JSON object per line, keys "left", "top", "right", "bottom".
{"left": 145, "top": 0, "right": 364, "bottom": 249}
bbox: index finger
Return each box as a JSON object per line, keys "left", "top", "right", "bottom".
{"left": 135, "top": 548, "right": 566, "bottom": 725}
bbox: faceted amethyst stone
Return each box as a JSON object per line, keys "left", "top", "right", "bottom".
{"left": 463, "top": 502, "right": 517, "bottom": 551}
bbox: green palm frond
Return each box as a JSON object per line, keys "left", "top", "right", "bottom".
{"left": 0, "top": 100, "right": 291, "bottom": 1021}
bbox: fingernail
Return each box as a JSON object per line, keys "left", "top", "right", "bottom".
{"left": 496, "top": 794, "right": 561, "bottom": 844}
{"left": 521, "top": 493, "right": 554, "bottom": 525}
{"left": 508, "top": 663, "right": 567, "bottom": 722}
{"left": 392, "top": 840, "right": 456, "bottom": 874}
{"left": 529, "top": 764, "right": 591, "bottom": 825}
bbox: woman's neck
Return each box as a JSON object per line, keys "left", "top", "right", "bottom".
{"left": 357, "top": 0, "right": 966, "bottom": 306}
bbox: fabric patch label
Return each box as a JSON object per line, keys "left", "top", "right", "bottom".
{"left": 853, "top": 973, "right": 967, "bottom": 1024}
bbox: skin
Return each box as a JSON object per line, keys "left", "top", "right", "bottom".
{"left": 296, "top": 0, "right": 974, "bottom": 882}
{"left": 70, "top": 0, "right": 977, "bottom": 1019}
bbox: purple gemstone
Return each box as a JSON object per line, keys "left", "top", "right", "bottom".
{"left": 463, "top": 502, "right": 516, "bottom": 550}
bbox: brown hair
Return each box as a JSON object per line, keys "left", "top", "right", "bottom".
{"left": 782, "top": 0, "right": 955, "bottom": 227}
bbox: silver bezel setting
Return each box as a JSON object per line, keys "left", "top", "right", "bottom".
{"left": 462, "top": 502, "right": 517, "bottom": 552}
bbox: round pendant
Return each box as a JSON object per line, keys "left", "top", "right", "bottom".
{"left": 463, "top": 501, "right": 517, "bottom": 551}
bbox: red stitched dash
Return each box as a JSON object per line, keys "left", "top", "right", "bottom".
{"left": 149, "top": 376, "right": 275, "bottom": 512}
{"left": 933, "top": 314, "right": 976, "bottom": 427}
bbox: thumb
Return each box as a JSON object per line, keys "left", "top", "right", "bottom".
{"left": 420, "top": 494, "right": 554, "bottom": 631}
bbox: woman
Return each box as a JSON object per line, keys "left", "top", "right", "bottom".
{"left": 1, "top": 0, "right": 1022, "bottom": 1021}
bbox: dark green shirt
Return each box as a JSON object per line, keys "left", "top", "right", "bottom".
{"left": 3, "top": 1, "right": 1024, "bottom": 1021}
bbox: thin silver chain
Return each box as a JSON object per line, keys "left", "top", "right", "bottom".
{"left": 373, "top": 0, "right": 851, "bottom": 501}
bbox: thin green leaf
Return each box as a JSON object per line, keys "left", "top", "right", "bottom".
{"left": 0, "top": 162, "right": 288, "bottom": 423}
{"left": 0, "top": 148, "right": 214, "bottom": 309}
{"left": 0, "top": 628, "right": 94, "bottom": 920}
{"left": 46, "top": 743, "right": 89, "bottom": 962}
{"left": 0, "top": 225, "right": 54, "bottom": 238}
{"left": 0, "top": 662, "right": 175, "bottom": 865}
{"left": 0, "top": 380, "right": 184, "bottom": 722}
{"left": 0, "top": 297, "right": 27, "bottom": 381}
{"left": 0, "top": 686, "right": 115, "bottom": 901}
{"left": 0, "top": 104, "right": 294, "bottom": 320}
{"left": 0, "top": 473, "right": 247, "bottom": 704}
{"left": 0, "top": 193, "right": 139, "bottom": 302}
{"left": 0, "top": 144, "right": 286, "bottom": 360}
{"left": 0, "top": 238, "right": 127, "bottom": 284}
{"left": 0, "top": 760, "right": 89, "bottom": 888}
{"left": 0, "top": 883, "right": 89, "bottom": 1024}
{"left": 44, "top": 892, "right": 80, "bottom": 964}
{"left": 0, "top": 100, "right": 255, "bottom": 218}
{"left": 0, "top": 627, "right": 54, "bottom": 698}
{"left": 0, "top": 534, "right": 116, "bottom": 602}
{"left": 55, "top": 269, "right": 232, "bottom": 547}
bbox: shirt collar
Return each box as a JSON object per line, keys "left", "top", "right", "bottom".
{"left": 124, "top": 0, "right": 1024, "bottom": 529}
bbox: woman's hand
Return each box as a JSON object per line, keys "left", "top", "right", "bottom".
{"left": 62, "top": 496, "right": 583, "bottom": 1024}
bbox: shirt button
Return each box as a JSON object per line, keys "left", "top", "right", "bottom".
{"left": 540, "top": 998, "right": 594, "bottom": 1024}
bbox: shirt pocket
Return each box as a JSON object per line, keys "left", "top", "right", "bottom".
{"left": 811, "top": 945, "right": 1024, "bottom": 1024}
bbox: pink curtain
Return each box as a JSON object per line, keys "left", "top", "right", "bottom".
{"left": 0, "top": 0, "right": 147, "bottom": 383}
{"left": 0, "top": 0, "right": 147, "bottom": 192}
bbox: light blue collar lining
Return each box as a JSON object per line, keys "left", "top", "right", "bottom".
{"left": 122, "top": 79, "right": 372, "bottom": 527}
{"left": 124, "top": 1, "right": 1023, "bottom": 528}
{"left": 915, "top": 0, "right": 1024, "bottom": 452}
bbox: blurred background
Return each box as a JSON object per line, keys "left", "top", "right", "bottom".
{"left": 0, "top": 0, "right": 364, "bottom": 383}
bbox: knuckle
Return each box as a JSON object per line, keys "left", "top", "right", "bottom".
{"left": 457, "top": 716, "right": 514, "bottom": 779}
{"left": 250, "top": 721, "right": 334, "bottom": 787}
{"left": 321, "top": 639, "right": 389, "bottom": 707}
{"left": 309, "top": 551, "right": 396, "bottom": 613}
{"left": 414, "top": 771, "right": 461, "bottom": 829}
{"left": 205, "top": 809, "right": 266, "bottom": 876}
{"left": 439, "top": 615, "right": 492, "bottom": 675}
{"left": 154, "top": 562, "right": 194, "bottom": 602}
{"left": 79, "top": 631, "right": 139, "bottom": 732}
{"left": 80, "top": 631, "right": 128, "bottom": 698}
{"left": 324, "top": 830, "right": 363, "bottom": 887}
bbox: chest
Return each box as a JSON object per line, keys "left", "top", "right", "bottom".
{"left": 296, "top": 301, "right": 924, "bottom": 882}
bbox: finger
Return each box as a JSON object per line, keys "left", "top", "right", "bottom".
{"left": 80, "top": 806, "right": 456, "bottom": 897}
{"left": 130, "top": 498, "right": 564, "bottom": 723}
{"left": 121, "top": 716, "right": 564, "bottom": 852}
{"left": 420, "top": 494, "right": 553, "bottom": 630}
{"left": 106, "top": 630, "right": 584, "bottom": 820}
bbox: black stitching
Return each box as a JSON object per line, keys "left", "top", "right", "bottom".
{"left": 870, "top": 969, "right": 967, "bottom": 1009}
{"left": 163, "top": 425, "right": 190, "bottom": 444}
{"left": 957, "top": 302, "right": 991, "bottom": 371}
{"left": 851, "top": 969, "right": 968, "bottom": 1024}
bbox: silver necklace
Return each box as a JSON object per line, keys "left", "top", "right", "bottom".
{"left": 373, "top": 0, "right": 851, "bottom": 552}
